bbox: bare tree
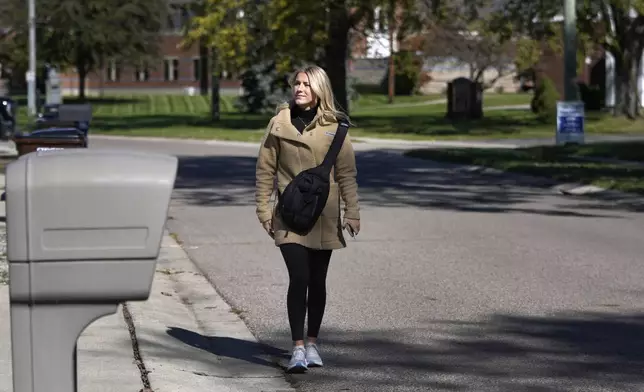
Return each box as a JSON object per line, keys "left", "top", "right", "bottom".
{"left": 413, "top": 0, "right": 516, "bottom": 87}
{"left": 423, "top": 25, "right": 516, "bottom": 87}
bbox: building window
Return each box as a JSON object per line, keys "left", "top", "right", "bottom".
{"left": 164, "top": 57, "right": 180, "bottom": 81}
{"left": 134, "top": 66, "right": 149, "bottom": 82}
{"left": 106, "top": 60, "right": 119, "bottom": 82}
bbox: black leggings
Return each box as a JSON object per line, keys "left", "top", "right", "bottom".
{"left": 279, "top": 243, "right": 332, "bottom": 342}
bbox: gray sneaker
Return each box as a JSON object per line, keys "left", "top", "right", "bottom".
{"left": 286, "top": 346, "right": 308, "bottom": 373}
{"left": 305, "top": 343, "right": 323, "bottom": 367}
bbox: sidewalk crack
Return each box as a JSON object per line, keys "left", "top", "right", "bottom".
{"left": 122, "top": 302, "right": 154, "bottom": 392}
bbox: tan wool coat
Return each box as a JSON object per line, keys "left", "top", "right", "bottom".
{"left": 255, "top": 103, "right": 360, "bottom": 250}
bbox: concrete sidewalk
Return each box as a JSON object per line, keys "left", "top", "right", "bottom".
{"left": 0, "top": 170, "right": 293, "bottom": 392}
{"left": 128, "top": 235, "right": 294, "bottom": 392}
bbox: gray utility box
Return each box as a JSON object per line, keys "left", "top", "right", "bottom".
{"left": 6, "top": 148, "right": 178, "bottom": 392}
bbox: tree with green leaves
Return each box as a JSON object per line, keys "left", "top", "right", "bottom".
{"left": 186, "top": 0, "right": 419, "bottom": 116}
{"left": 496, "top": 0, "right": 644, "bottom": 118}
{"left": 0, "top": 0, "right": 166, "bottom": 99}
{"left": 183, "top": 0, "right": 263, "bottom": 120}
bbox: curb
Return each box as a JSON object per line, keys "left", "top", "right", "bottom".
{"left": 89, "top": 134, "right": 261, "bottom": 149}
{"left": 351, "top": 137, "right": 522, "bottom": 149}
{"left": 140, "top": 233, "right": 295, "bottom": 391}
{"left": 89, "top": 133, "right": 523, "bottom": 150}
{"left": 88, "top": 133, "right": 644, "bottom": 149}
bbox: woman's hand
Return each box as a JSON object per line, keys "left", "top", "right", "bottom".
{"left": 262, "top": 220, "right": 274, "bottom": 238}
{"left": 343, "top": 218, "right": 360, "bottom": 237}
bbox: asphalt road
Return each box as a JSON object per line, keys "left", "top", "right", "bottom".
{"left": 91, "top": 135, "right": 644, "bottom": 392}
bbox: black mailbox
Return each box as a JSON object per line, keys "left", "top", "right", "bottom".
{"left": 35, "top": 103, "right": 92, "bottom": 137}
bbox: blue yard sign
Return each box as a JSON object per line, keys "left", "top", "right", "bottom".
{"left": 556, "top": 101, "right": 585, "bottom": 145}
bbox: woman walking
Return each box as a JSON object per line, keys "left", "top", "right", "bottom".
{"left": 255, "top": 65, "right": 361, "bottom": 373}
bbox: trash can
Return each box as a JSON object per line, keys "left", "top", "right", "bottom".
{"left": 0, "top": 97, "right": 17, "bottom": 140}
{"left": 12, "top": 127, "right": 88, "bottom": 157}
{"left": 35, "top": 103, "right": 92, "bottom": 137}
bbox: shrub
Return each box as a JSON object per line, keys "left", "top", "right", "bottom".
{"left": 235, "top": 61, "right": 291, "bottom": 114}
{"left": 347, "top": 76, "right": 360, "bottom": 106}
{"left": 379, "top": 50, "right": 423, "bottom": 95}
{"left": 531, "top": 76, "right": 560, "bottom": 123}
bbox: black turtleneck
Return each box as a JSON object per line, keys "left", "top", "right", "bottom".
{"left": 291, "top": 104, "right": 318, "bottom": 133}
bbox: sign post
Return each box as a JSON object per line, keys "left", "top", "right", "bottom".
{"left": 556, "top": 101, "right": 585, "bottom": 145}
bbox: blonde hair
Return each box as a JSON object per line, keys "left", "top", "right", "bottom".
{"left": 285, "top": 65, "right": 352, "bottom": 125}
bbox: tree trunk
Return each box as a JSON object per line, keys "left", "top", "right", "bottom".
{"left": 324, "top": 0, "right": 350, "bottom": 115}
{"left": 98, "top": 57, "right": 104, "bottom": 98}
{"left": 78, "top": 66, "right": 87, "bottom": 101}
{"left": 387, "top": 0, "right": 395, "bottom": 104}
{"left": 617, "top": 50, "right": 639, "bottom": 119}
{"left": 627, "top": 53, "right": 639, "bottom": 118}
{"left": 612, "top": 42, "right": 643, "bottom": 118}
{"left": 75, "top": 33, "right": 88, "bottom": 101}
{"left": 388, "top": 39, "right": 395, "bottom": 103}
{"left": 618, "top": 71, "right": 629, "bottom": 117}
{"left": 612, "top": 52, "right": 625, "bottom": 117}
{"left": 211, "top": 49, "right": 220, "bottom": 122}
{"left": 473, "top": 68, "right": 485, "bottom": 83}
{"left": 633, "top": 45, "right": 643, "bottom": 117}
{"left": 199, "top": 38, "right": 209, "bottom": 96}
{"left": 630, "top": 17, "right": 644, "bottom": 117}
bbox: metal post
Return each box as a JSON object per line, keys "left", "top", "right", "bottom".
{"left": 563, "top": 0, "right": 577, "bottom": 101}
{"left": 27, "top": 0, "right": 37, "bottom": 116}
{"left": 557, "top": 0, "right": 584, "bottom": 146}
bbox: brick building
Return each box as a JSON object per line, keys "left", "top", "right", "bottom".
{"left": 60, "top": 0, "right": 241, "bottom": 95}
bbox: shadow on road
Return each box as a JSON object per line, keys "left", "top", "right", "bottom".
{"left": 165, "top": 326, "right": 289, "bottom": 368}
{"left": 283, "top": 310, "right": 644, "bottom": 391}
{"left": 148, "top": 312, "right": 644, "bottom": 391}
{"left": 172, "top": 149, "right": 636, "bottom": 217}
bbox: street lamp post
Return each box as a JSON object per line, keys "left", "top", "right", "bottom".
{"left": 563, "top": 0, "right": 577, "bottom": 101}
{"left": 27, "top": 0, "right": 37, "bottom": 116}
{"left": 557, "top": 0, "right": 585, "bottom": 145}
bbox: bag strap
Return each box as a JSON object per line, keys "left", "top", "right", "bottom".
{"left": 321, "top": 121, "right": 350, "bottom": 169}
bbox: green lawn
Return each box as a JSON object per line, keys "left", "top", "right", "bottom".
{"left": 17, "top": 94, "right": 271, "bottom": 142}
{"left": 405, "top": 143, "right": 644, "bottom": 195}
{"left": 351, "top": 93, "right": 443, "bottom": 108}
{"left": 350, "top": 109, "right": 644, "bottom": 141}
{"left": 12, "top": 93, "right": 644, "bottom": 142}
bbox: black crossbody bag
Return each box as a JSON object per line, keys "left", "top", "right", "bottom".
{"left": 277, "top": 121, "right": 350, "bottom": 235}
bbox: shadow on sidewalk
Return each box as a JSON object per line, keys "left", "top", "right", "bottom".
{"left": 166, "top": 326, "right": 290, "bottom": 368}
